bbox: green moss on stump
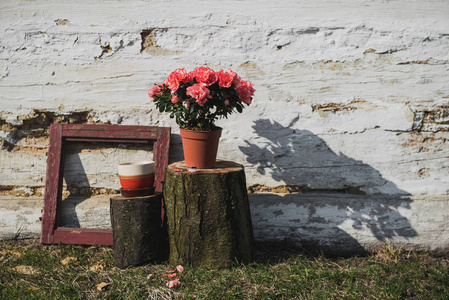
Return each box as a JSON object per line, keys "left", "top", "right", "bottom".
{"left": 110, "top": 193, "right": 164, "bottom": 268}
{"left": 163, "top": 161, "right": 254, "bottom": 269}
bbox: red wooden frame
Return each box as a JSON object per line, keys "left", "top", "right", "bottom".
{"left": 40, "top": 124, "right": 170, "bottom": 245}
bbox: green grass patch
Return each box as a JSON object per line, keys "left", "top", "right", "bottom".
{"left": 1, "top": 240, "right": 448, "bottom": 299}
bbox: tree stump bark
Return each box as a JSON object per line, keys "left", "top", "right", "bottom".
{"left": 163, "top": 160, "right": 254, "bottom": 269}
{"left": 110, "top": 193, "right": 165, "bottom": 268}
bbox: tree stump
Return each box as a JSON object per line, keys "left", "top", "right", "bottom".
{"left": 163, "top": 160, "right": 254, "bottom": 269}
{"left": 110, "top": 193, "right": 165, "bottom": 268}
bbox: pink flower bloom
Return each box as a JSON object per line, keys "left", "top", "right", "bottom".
{"left": 236, "top": 80, "right": 255, "bottom": 105}
{"left": 233, "top": 74, "right": 242, "bottom": 87}
{"left": 192, "top": 66, "right": 217, "bottom": 86}
{"left": 176, "top": 265, "right": 184, "bottom": 273}
{"left": 183, "top": 101, "right": 190, "bottom": 108}
{"left": 217, "top": 69, "right": 236, "bottom": 88}
{"left": 164, "top": 68, "right": 188, "bottom": 92}
{"left": 148, "top": 84, "right": 161, "bottom": 100}
{"left": 171, "top": 95, "right": 179, "bottom": 104}
{"left": 171, "top": 68, "right": 188, "bottom": 83}
{"left": 164, "top": 78, "right": 179, "bottom": 92}
{"left": 166, "top": 278, "right": 180, "bottom": 288}
{"left": 164, "top": 70, "right": 183, "bottom": 92}
{"left": 186, "top": 83, "right": 212, "bottom": 106}
{"left": 185, "top": 71, "right": 195, "bottom": 83}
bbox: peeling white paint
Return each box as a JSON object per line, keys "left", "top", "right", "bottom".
{"left": 1, "top": 0, "right": 448, "bottom": 251}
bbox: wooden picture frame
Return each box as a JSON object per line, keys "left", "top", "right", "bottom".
{"left": 40, "top": 124, "right": 170, "bottom": 245}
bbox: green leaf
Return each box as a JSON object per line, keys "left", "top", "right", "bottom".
{"left": 236, "top": 104, "right": 243, "bottom": 113}
{"left": 221, "top": 90, "right": 227, "bottom": 99}
{"left": 189, "top": 111, "right": 197, "bottom": 120}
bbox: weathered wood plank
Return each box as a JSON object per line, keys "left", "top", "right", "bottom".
{"left": 63, "top": 130, "right": 157, "bottom": 140}
{"left": 64, "top": 138, "right": 150, "bottom": 143}
{"left": 41, "top": 124, "right": 63, "bottom": 244}
{"left": 53, "top": 228, "right": 113, "bottom": 245}
{"left": 154, "top": 127, "right": 171, "bottom": 192}
{"left": 62, "top": 124, "right": 159, "bottom": 133}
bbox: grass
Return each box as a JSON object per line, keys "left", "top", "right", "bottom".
{"left": 1, "top": 240, "right": 448, "bottom": 299}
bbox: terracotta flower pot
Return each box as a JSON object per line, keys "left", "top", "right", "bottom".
{"left": 180, "top": 127, "right": 222, "bottom": 169}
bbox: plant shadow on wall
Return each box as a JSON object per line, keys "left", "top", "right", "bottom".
{"left": 239, "top": 118, "right": 417, "bottom": 255}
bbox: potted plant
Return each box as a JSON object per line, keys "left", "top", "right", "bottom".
{"left": 149, "top": 66, "right": 255, "bottom": 169}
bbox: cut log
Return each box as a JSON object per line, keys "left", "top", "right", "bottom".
{"left": 163, "top": 160, "right": 254, "bottom": 269}
{"left": 110, "top": 193, "right": 166, "bottom": 268}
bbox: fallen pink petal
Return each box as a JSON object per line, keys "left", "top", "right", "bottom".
{"left": 167, "top": 272, "right": 177, "bottom": 278}
{"left": 176, "top": 265, "right": 184, "bottom": 273}
{"left": 146, "top": 274, "right": 152, "bottom": 279}
{"left": 166, "top": 278, "right": 180, "bottom": 288}
{"left": 166, "top": 269, "right": 175, "bottom": 273}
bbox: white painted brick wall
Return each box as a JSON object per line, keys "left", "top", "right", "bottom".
{"left": 0, "top": 0, "right": 448, "bottom": 252}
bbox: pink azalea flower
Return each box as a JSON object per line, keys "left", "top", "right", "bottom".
{"left": 170, "top": 68, "right": 188, "bottom": 83}
{"left": 186, "top": 83, "right": 212, "bottom": 106}
{"left": 192, "top": 66, "right": 218, "bottom": 86}
{"left": 217, "top": 69, "right": 236, "bottom": 88}
{"left": 164, "top": 79, "right": 179, "bottom": 92}
{"left": 171, "top": 95, "right": 179, "bottom": 104}
{"left": 233, "top": 74, "right": 242, "bottom": 87}
{"left": 185, "top": 70, "right": 195, "bottom": 83}
{"left": 148, "top": 84, "right": 161, "bottom": 100}
{"left": 236, "top": 80, "right": 255, "bottom": 104}
{"left": 164, "top": 70, "right": 182, "bottom": 92}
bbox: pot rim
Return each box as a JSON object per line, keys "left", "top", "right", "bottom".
{"left": 179, "top": 126, "right": 223, "bottom": 133}
{"left": 179, "top": 127, "right": 222, "bottom": 140}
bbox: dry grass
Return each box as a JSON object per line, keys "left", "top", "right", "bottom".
{"left": 1, "top": 239, "right": 448, "bottom": 299}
